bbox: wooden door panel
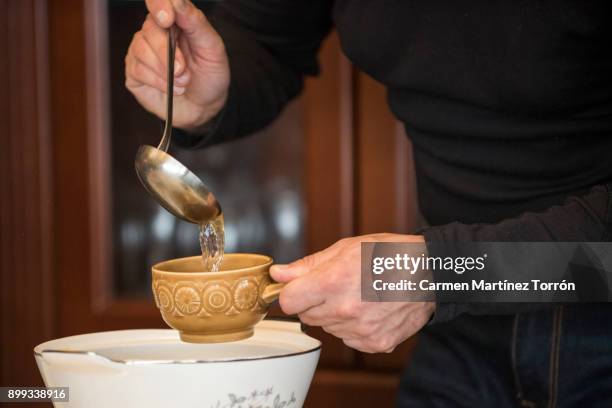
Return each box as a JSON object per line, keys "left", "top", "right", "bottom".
{"left": 0, "top": 0, "right": 54, "bottom": 396}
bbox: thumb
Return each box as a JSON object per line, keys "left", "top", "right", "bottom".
{"left": 145, "top": 0, "right": 175, "bottom": 28}
{"left": 270, "top": 256, "right": 316, "bottom": 283}
{"left": 171, "top": 0, "right": 223, "bottom": 52}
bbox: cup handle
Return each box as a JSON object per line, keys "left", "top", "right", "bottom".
{"left": 261, "top": 282, "right": 285, "bottom": 304}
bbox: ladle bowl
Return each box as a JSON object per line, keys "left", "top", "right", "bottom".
{"left": 135, "top": 145, "right": 221, "bottom": 224}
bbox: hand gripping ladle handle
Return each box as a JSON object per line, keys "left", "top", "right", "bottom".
{"left": 158, "top": 26, "right": 176, "bottom": 153}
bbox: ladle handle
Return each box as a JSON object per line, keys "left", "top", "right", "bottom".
{"left": 158, "top": 25, "right": 176, "bottom": 153}
{"left": 261, "top": 282, "right": 285, "bottom": 304}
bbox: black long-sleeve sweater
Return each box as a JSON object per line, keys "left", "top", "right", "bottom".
{"left": 175, "top": 0, "right": 612, "bottom": 323}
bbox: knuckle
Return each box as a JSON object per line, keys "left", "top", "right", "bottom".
{"left": 334, "top": 302, "right": 357, "bottom": 319}
{"left": 141, "top": 25, "right": 164, "bottom": 49}
{"left": 142, "top": 14, "right": 157, "bottom": 31}
{"left": 214, "top": 37, "right": 227, "bottom": 56}
{"left": 361, "top": 339, "right": 379, "bottom": 353}
{"left": 298, "top": 313, "right": 315, "bottom": 326}
{"left": 355, "top": 323, "right": 374, "bottom": 338}
{"left": 132, "top": 62, "right": 145, "bottom": 78}
{"left": 130, "top": 31, "right": 140, "bottom": 46}
{"left": 358, "top": 346, "right": 375, "bottom": 354}
{"left": 291, "top": 258, "right": 307, "bottom": 273}
{"left": 319, "top": 275, "right": 336, "bottom": 292}
{"left": 193, "top": 8, "right": 206, "bottom": 25}
{"left": 302, "top": 253, "right": 317, "bottom": 269}
{"left": 132, "top": 38, "right": 147, "bottom": 59}
{"left": 341, "top": 339, "right": 354, "bottom": 349}
{"left": 343, "top": 339, "right": 368, "bottom": 353}
{"left": 336, "top": 237, "right": 350, "bottom": 247}
{"left": 125, "top": 60, "right": 136, "bottom": 78}
{"left": 278, "top": 292, "right": 295, "bottom": 315}
{"left": 369, "top": 336, "right": 394, "bottom": 353}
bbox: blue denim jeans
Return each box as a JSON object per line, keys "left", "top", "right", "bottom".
{"left": 397, "top": 304, "right": 612, "bottom": 407}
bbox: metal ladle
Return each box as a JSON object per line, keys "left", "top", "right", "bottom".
{"left": 134, "top": 26, "right": 222, "bottom": 224}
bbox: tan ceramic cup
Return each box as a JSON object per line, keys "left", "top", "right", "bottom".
{"left": 152, "top": 254, "right": 284, "bottom": 343}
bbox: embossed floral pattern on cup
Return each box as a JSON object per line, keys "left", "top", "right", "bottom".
{"left": 155, "top": 283, "right": 174, "bottom": 314}
{"left": 174, "top": 284, "right": 202, "bottom": 316}
{"left": 202, "top": 281, "right": 233, "bottom": 315}
{"left": 233, "top": 278, "right": 259, "bottom": 311}
{"left": 152, "top": 276, "right": 269, "bottom": 317}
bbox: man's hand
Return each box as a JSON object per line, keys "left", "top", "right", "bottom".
{"left": 270, "top": 234, "right": 436, "bottom": 353}
{"left": 125, "top": 0, "right": 230, "bottom": 130}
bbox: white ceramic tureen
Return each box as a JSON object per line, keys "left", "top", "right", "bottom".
{"left": 34, "top": 319, "right": 320, "bottom": 408}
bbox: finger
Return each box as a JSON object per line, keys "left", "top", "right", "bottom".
{"left": 174, "top": 67, "right": 191, "bottom": 87}
{"left": 270, "top": 247, "right": 339, "bottom": 283}
{"left": 346, "top": 337, "right": 396, "bottom": 354}
{"left": 171, "top": 0, "right": 223, "bottom": 53}
{"left": 342, "top": 339, "right": 374, "bottom": 353}
{"left": 142, "top": 15, "right": 187, "bottom": 77}
{"left": 125, "top": 52, "right": 164, "bottom": 92}
{"left": 278, "top": 273, "right": 327, "bottom": 315}
{"left": 130, "top": 31, "right": 164, "bottom": 78}
{"left": 270, "top": 259, "right": 312, "bottom": 283}
{"left": 145, "top": 0, "right": 175, "bottom": 28}
{"left": 323, "top": 323, "right": 356, "bottom": 339}
{"left": 320, "top": 311, "right": 381, "bottom": 339}
{"left": 126, "top": 54, "right": 185, "bottom": 95}
{"left": 343, "top": 336, "right": 395, "bottom": 353}
{"left": 141, "top": 15, "right": 169, "bottom": 70}
{"left": 298, "top": 305, "right": 343, "bottom": 327}
{"left": 132, "top": 33, "right": 191, "bottom": 87}
{"left": 174, "top": 46, "right": 187, "bottom": 77}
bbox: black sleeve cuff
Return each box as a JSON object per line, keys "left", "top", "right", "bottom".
{"left": 422, "top": 184, "right": 611, "bottom": 325}
{"left": 422, "top": 226, "right": 469, "bottom": 325}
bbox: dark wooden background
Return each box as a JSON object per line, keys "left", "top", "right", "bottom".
{"left": 0, "top": 1, "right": 420, "bottom": 406}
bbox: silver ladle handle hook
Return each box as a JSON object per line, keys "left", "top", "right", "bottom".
{"left": 158, "top": 26, "right": 176, "bottom": 153}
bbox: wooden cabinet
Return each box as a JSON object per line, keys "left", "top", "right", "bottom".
{"left": 1, "top": 1, "right": 420, "bottom": 406}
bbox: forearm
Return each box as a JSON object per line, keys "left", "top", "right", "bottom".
{"left": 174, "top": 0, "right": 332, "bottom": 148}
{"left": 424, "top": 183, "right": 612, "bottom": 323}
